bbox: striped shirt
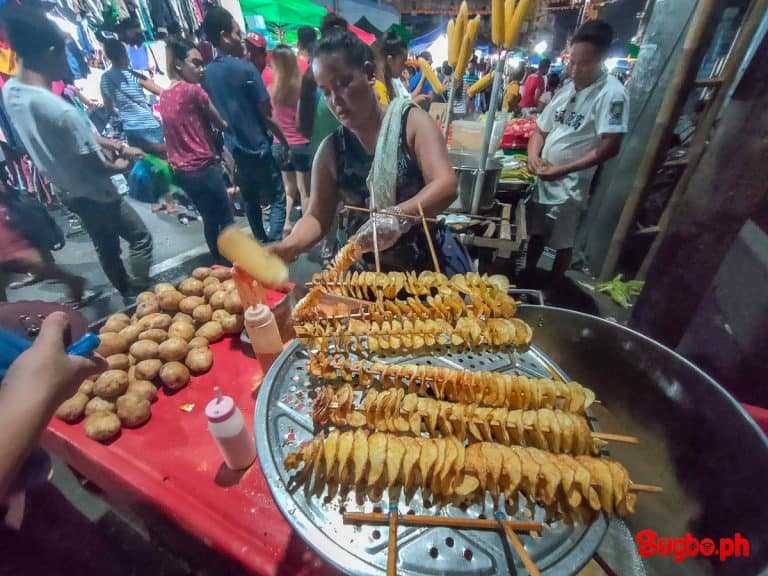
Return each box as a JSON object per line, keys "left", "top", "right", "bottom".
{"left": 100, "top": 68, "right": 160, "bottom": 131}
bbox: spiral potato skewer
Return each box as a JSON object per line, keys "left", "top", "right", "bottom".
{"left": 314, "top": 385, "right": 605, "bottom": 456}
{"left": 284, "top": 431, "right": 638, "bottom": 518}
{"left": 308, "top": 354, "right": 596, "bottom": 414}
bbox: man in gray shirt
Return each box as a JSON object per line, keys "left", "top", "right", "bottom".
{"left": 2, "top": 7, "right": 153, "bottom": 299}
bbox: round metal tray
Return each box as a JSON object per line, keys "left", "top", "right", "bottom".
{"left": 255, "top": 338, "right": 608, "bottom": 576}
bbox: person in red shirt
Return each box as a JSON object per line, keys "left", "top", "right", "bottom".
{"left": 520, "top": 58, "right": 550, "bottom": 111}
{"left": 245, "top": 33, "right": 273, "bottom": 88}
{"left": 158, "top": 38, "right": 233, "bottom": 260}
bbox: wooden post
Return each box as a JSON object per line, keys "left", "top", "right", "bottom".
{"left": 599, "top": 0, "right": 723, "bottom": 281}
{"left": 637, "top": 0, "right": 768, "bottom": 279}
{"left": 630, "top": 30, "right": 768, "bottom": 346}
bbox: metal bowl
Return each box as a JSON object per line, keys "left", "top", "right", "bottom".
{"left": 516, "top": 305, "right": 768, "bottom": 576}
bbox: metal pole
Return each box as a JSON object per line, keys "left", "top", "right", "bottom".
{"left": 443, "top": 76, "right": 456, "bottom": 140}
{"left": 470, "top": 52, "right": 506, "bottom": 215}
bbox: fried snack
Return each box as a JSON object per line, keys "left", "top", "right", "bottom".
{"left": 312, "top": 241, "right": 363, "bottom": 284}
{"left": 159, "top": 361, "right": 190, "bottom": 390}
{"left": 96, "top": 332, "right": 129, "bottom": 357}
{"left": 116, "top": 394, "right": 151, "bottom": 427}
{"left": 315, "top": 385, "right": 604, "bottom": 455}
{"left": 308, "top": 355, "right": 595, "bottom": 414}
{"left": 55, "top": 392, "right": 89, "bottom": 422}
{"left": 295, "top": 314, "right": 532, "bottom": 352}
{"left": 94, "top": 370, "right": 129, "bottom": 399}
{"left": 84, "top": 412, "right": 121, "bottom": 442}
{"left": 284, "top": 432, "right": 637, "bottom": 517}
{"left": 85, "top": 396, "right": 116, "bottom": 415}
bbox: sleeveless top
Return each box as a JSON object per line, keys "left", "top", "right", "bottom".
{"left": 331, "top": 104, "right": 440, "bottom": 273}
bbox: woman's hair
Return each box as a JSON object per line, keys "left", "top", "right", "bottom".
{"left": 315, "top": 29, "right": 374, "bottom": 72}
{"left": 103, "top": 37, "right": 128, "bottom": 64}
{"left": 271, "top": 44, "right": 301, "bottom": 106}
{"left": 166, "top": 37, "right": 195, "bottom": 79}
{"left": 297, "top": 26, "right": 317, "bottom": 52}
{"left": 377, "top": 31, "right": 406, "bottom": 100}
{"left": 319, "top": 13, "right": 348, "bottom": 37}
{"left": 547, "top": 72, "right": 561, "bottom": 91}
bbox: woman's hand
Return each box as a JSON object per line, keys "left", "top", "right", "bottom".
{"left": 268, "top": 240, "right": 300, "bottom": 264}
{"left": 3, "top": 312, "right": 106, "bottom": 407}
{"left": 352, "top": 213, "right": 413, "bottom": 254}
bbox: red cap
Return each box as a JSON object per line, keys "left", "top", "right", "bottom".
{"left": 246, "top": 33, "right": 267, "bottom": 49}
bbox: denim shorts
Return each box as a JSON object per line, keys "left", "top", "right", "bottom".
{"left": 272, "top": 143, "right": 313, "bottom": 173}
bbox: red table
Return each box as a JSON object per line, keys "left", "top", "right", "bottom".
{"left": 42, "top": 296, "right": 337, "bottom": 576}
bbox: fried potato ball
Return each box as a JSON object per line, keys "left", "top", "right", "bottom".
{"left": 179, "top": 296, "right": 206, "bottom": 315}
{"left": 224, "top": 290, "right": 243, "bottom": 314}
{"left": 106, "top": 353, "right": 131, "bottom": 371}
{"left": 138, "top": 312, "right": 172, "bottom": 330}
{"left": 192, "top": 304, "right": 213, "bottom": 324}
{"left": 94, "top": 370, "right": 129, "bottom": 399}
{"left": 192, "top": 267, "right": 211, "bottom": 280}
{"left": 158, "top": 290, "right": 185, "bottom": 313}
{"left": 153, "top": 282, "right": 176, "bottom": 294}
{"left": 96, "top": 332, "right": 128, "bottom": 357}
{"left": 168, "top": 321, "right": 195, "bottom": 341}
{"left": 127, "top": 380, "right": 158, "bottom": 403}
{"left": 159, "top": 362, "right": 190, "bottom": 390}
{"left": 208, "top": 290, "right": 226, "bottom": 310}
{"left": 172, "top": 312, "right": 194, "bottom": 325}
{"left": 84, "top": 412, "right": 121, "bottom": 442}
{"left": 185, "top": 347, "right": 213, "bottom": 374}
{"left": 210, "top": 267, "right": 232, "bottom": 281}
{"left": 55, "top": 392, "right": 89, "bottom": 422}
{"left": 187, "top": 336, "right": 209, "bottom": 349}
{"left": 116, "top": 394, "right": 151, "bottom": 427}
{"left": 118, "top": 324, "right": 143, "bottom": 346}
{"left": 196, "top": 321, "right": 223, "bottom": 343}
{"left": 85, "top": 396, "right": 116, "bottom": 415}
{"left": 135, "top": 358, "right": 163, "bottom": 381}
{"left": 129, "top": 340, "right": 159, "bottom": 361}
{"left": 158, "top": 337, "right": 189, "bottom": 362}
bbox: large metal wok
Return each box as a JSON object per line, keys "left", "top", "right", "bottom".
{"left": 515, "top": 305, "right": 768, "bottom": 576}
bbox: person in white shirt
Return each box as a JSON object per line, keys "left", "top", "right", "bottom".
{"left": 526, "top": 20, "right": 629, "bottom": 286}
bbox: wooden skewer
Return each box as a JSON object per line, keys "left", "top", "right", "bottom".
{"left": 502, "top": 522, "right": 541, "bottom": 576}
{"left": 630, "top": 483, "right": 664, "bottom": 494}
{"left": 387, "top": 508, "right": 398, "bottom": 576}
{"left": 418, "top": 202, "right": 441, "bottom": 274}
{"left": 345, "top": 204, "right": 439, "bottom": 223}
{"left": 343, "top": 511, "right": 543, "bottom": 533}
{"left": 591, "top": 432, "right": 640, "bottom": 445}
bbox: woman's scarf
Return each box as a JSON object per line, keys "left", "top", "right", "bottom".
{"left": 366, "top": 96, "right": 412, "bottom": 210}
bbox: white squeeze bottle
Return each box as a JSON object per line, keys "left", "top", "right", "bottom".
{"left": 244, "top": 304, "right": 283, "bottom": 370}
{"left": 205, "top": 387, "right": 256, "bottom": 470}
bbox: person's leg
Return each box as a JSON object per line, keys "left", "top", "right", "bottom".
{"left": 113, "top": 197, "right": 153, "bottom": 292}
{"left": 234, "top": 152, "right": 268, "bottom": 243}
{"left": 282, "top": 170, "right": 298, "bottom": 233}
{"left": 264, "top": 154, "right": 286, "bottom": 242}
{"left": 68, "top": 198, "right": 131, "bottom": 294}
{"left": 525, "top": 234, "right": 545, "bottom": 275}
{"left": 178, "top": 167, "right": 234, "bottom": 259}
{"left": 1, "top": 255, "right": 85, "bottom": 301}
{"left": 552, "top": 248, "right": 573, "bottom": 285}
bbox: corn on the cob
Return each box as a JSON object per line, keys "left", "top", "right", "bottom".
{"left": 418, "top": 58, "right": 444, "bottom": 95}
{"left": 447, "top": 19, "right": 457, "bottom": 67}
{"left": 492, "top": 0, "right": 504, "bottom": 46}
{"left": 506, "top": 0, "right": 530, "bottom": 49}
{"left": 504, "top": 0, "right": 517, "bottom": 48}
{"left": 468, "top": 71, "right": 494, "bottom": 97}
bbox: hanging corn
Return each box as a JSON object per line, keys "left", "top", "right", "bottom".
{"left": 447, "top": 19, "right": 457, "bottom": 67}
{"left": 503, "top": 0, "right": 517, "bottom": 48}
{"left": 505, "top": 0, "right": 530, "bottom": 49}
{"left": 468, "top": 71, "right": 494, "bottom": 97}
{"left": 492, "top": 0, "right": 504, "bottom": 47}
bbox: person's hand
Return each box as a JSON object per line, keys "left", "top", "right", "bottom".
{"left": 122, "top": 146, "right": 145, "bottom": 161}
{"left": 536, "top": 164, "right": 567, "bottom": 181}
{"left": 527, "top": 155, "right": 545, "bottom": 173}
{"left": 268, "top": 240, "right": 299, "bottom": 264}
{"left": 3, "top": 312, "right": 107, "bottom": 407}
{"left": 352, "top": 212, "right": 413, "bottom": 254}
{"left": 113, "top": 157, "right": 131, "bottom": 172}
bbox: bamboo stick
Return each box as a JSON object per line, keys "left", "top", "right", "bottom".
{"left": 502, "top": 522, "right": 541, "bottom": 576}
{"left": 387, "top": 510, "right": 398, "bottom": 576}
{"left": 345, "top": 204, "right": 439, "bottom": 223}
{"left": 418, "top": 202, "right": 441, "bottom": 274}
{"left": 343, "top": 511, "right": 543, "bottom": 533}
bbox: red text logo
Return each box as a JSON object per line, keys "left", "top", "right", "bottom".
{"left": 636, "top": 529, "right": 750, "bottom": 563}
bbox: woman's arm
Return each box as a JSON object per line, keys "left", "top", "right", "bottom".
{"left": 204, "top": 99, "right": 228, "bottom": 131}
{"left": 397, "top": 107, "right": 457, "bottom": 216}
{"left": 270, "top": 137, "right": 340, "bottom": 262}
{"left": 139, "top": 76, "right": 164, "bottom": 96}
{"left": 0, "top": 313, "right": 105, "bottom": 499}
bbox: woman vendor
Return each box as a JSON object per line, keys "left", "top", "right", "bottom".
{"left": 270, "top": 30, "right": 470, "bottom": 274}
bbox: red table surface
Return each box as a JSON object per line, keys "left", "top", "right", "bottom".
{"left": 42, "top": 296, "right": 338, "bottom": 576}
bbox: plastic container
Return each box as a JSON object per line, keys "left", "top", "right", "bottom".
{"left": 244, "top": 304, "right": 283, "bottom": 371}
{"left": 206, "top": 387, "right": 256, "bottom": 470}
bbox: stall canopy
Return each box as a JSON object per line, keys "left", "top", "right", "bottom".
{"left": 409, "top": 24, "right": 445, "bottom": 55}
{"left": 354, "top": 16, "right": 382, "bottom": 37}
{"left": 240, "top": 0, "right": 327, "bottom": 30}
{"left": 349, "top": 24, "right": 377, "bottom": 45}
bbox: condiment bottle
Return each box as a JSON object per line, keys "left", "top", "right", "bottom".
{"left": 205, "top": 387, "right": 256, "bottom": 470}
{"left": 244, "top": 304, "right": 283, "bottom": 371}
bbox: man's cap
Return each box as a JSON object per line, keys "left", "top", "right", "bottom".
{"left": 246, "top": 33, "right": 266, "bottom": 49}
